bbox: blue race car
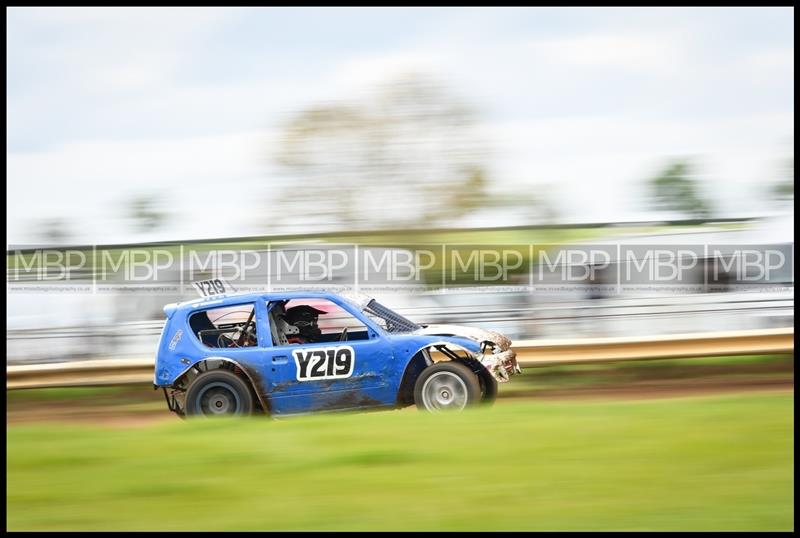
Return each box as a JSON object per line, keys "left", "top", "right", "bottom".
{"left": 154, "top": 286, "right": 520, "bottom": 417}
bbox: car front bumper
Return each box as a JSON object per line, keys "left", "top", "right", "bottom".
{"left": 478, "top": 347, "right": 521, "bottom": 382}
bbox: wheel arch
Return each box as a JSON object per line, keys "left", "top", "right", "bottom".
{"left": 173, "top": 356, "right": 270, "bottom": 414}
{"left": 396, "top": 341, "right": 488, "bottom": 406}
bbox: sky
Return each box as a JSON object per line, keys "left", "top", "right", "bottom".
{"left": 6, "top": 7, "right": 794, "bottom": 245}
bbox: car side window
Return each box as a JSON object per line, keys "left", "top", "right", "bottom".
{"left": 268, "top": 298, "right": 371, "bottom": 346}
{"left": 189, "top": 303, "right": 258, "bottom": 348}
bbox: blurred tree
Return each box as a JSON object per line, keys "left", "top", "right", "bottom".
{"left": 36, "top": 217, "right": 73, "bottom": 244}
{"left": 274, "top": 75, "right": 495, "bottom": 230}
{"left": 770, "top": 157, "right": 793, "bottom": 201}
{"left": 648, "top": 160, "right": 712, "bottom": 219}
{"left": 127, "top": 193, "right": 167, "bottom": 233}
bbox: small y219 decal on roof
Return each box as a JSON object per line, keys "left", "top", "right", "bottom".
{"left": 193, "top": 279, "right": 230, "bottom": 298}
{"left": 293, "top": 346, "right": 355, "bottom": 381}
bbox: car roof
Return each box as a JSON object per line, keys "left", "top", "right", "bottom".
{"left": 168, "top": 290, "right": 358, "bottom": 314}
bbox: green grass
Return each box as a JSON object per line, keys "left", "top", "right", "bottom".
{"left": 7, "top": 392, "right": 794, "bottom": 531}
{"left": 575, "top": 354, "right": 791, "bottom": 369}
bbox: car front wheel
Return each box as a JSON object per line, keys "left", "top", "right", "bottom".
{"left": 185, "top": 370, "right": 255, "bottom": 417}
{"left": 414, "top": 361, "right": 481, "bottom": 412}
{"left": 479, "top": 368, "right": 498, "bottom": 405}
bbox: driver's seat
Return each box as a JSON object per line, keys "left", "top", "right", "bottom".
{"left": 268, "top": 302, "right": 298, "bottom": 345}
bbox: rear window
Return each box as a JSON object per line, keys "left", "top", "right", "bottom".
{"left": 188, "top": 303, "right": 258, "bottom": 348}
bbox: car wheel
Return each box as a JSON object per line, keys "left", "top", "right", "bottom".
{"left": 478, "top": 369, "right": 498, "bottom": 406}
{"left": 414, "top": 361, "right": 481, "bottom": 412}
{"left": 185, "top": 370, "right": 255, "bottom": 417}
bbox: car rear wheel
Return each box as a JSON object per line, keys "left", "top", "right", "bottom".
{"left": 185, "top": 370, "right": 255, "bottom": 417}
{"left": 414, "top": 361, "right": 481, "bottom": 412}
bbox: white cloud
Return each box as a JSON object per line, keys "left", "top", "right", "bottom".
{"left": 524, "top": 32, "right": 689, "bottom": 76}
{"left": 6, "top": 129, "right": 281, "bottom": 244}
{"left": 6, "top": 8, "right": 794, "bottom": 244}
{"left": 331, "top": 52, "right": 448, "bottom": 93}
{"left": 741, "top": 47, "right": 795, "bottom": 80}
{"left": 478, "top": 111, "right": 792, "bottom": 220}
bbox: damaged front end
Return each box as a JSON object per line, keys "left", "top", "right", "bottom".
{"left": 477, "top": 339, "right": 520, "bottom": 383}
{"left": 414, "top": 324, "right": 522, "bottom": 383}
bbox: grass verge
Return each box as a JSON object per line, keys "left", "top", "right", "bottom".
{"left": 7, "top": 392, "right": 794, "bottom": 531}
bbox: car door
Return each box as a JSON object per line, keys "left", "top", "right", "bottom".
{"left": 261, "top": 297, "right": 395, "bottom": 415}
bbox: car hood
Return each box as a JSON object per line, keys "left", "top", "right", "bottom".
{"left": 412, "top": 324, "right": 512, "bottom": 351}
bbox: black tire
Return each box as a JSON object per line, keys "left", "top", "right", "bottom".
{"left": 185, "top": 370, "right": 255, "bottom": 417}
{"left": 478, "top": 368, "right": 498, "bottom": 406}
{"left": 414, "top": 361, "right": 482, "bottom": 412}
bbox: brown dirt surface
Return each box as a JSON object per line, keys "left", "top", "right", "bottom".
{"left": 6, "top": 386, "right": 177, "bottom": 428}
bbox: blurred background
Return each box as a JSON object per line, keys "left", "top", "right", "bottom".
{"left": 7, "top": 7, "right": 794, "bottom": 243}
{"left": 6, "top": 7, "right": 794, "bottom": 531}
{"left": 6, "top": 6, "right": 793, "bottom": 363}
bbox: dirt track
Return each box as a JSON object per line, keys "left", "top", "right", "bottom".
{"left": 6, "top": 359, "right": 794, "bottom": 427}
